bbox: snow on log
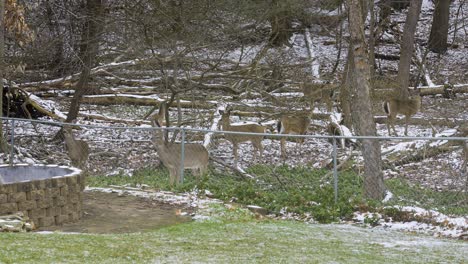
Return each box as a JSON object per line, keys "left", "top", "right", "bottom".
{"left": 81, "top": 94, "right": 217, "bottom": 108}
{"left": 19, "top": 59, "right": 143, "bottom": 88}
{"left": 304, "top": 29, "right": 320, "bottom": 78}
{"left": 27, "top": 93, "right": 67, "bottom": 120}
{"left": 374, "top": 115, "right": 463, "bottom": 127}
{"left": 418, "top": 83, "right": 468, "bottom": 96}
{"left": 80, "top": 113, "right": 150, "bottom": 125}
{"left": 203, "top": 105, "right": 223, "bottom": 149}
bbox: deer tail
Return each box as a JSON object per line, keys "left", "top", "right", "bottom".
{"left": 276, "top": 121, "right": 282, "bottom": 133}
{"left": 383, "top": 101, "right": 390, "bottom": 115}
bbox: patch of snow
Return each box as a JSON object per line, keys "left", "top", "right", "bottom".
{"left": 382, "top": 190, "right": 393, "bottom": 203}
{"left": 353, "top": 206, "right": 467, "bottom": 239}
{"left": 304, "top": 29, "right": 320, "bottom": 78}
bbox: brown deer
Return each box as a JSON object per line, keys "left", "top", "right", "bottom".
{"left": 277, "top": 114, "right": 310, "bottom": 159}
{"left": 301, "top": 82, "right": 336, "bottom": 114}
{"left": 63, "top": 126, "right": 89, "bottom": 169}
{"left": 151, "top": 102, "right": 209, "bottom": 185}
{"left": 219, "top": 107, "right": 266, "bottom": 167}
{"left": 383, "top": 89, "right": 422, "bottom": 136}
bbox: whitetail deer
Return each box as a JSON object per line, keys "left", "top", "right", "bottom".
{"left": 277, "top": 114, "right": 310, "bottom": 159}
{"left": 301, "top": 82, "right": 336, "bottom": 114}
{"left": 219, "top": 107, "right": 266, "bottom": 167}
{"left": 151, "top": 102, "right": 209, "bottom": 185}
{"left": 383, "top": 89, "right": 422, "bottom": 136}
{"left": 63, "top": 126, "right": 89, "bottom": 169}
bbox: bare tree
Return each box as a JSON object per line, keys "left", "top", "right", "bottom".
{"left": 428, "top": 0, "right": 451, "bottom": 53}
{"left": 0, "top": 0, "right": 6, "bottom": 152}
{"left": 396, "top": 0, "right": 423, "bottom": 98}
{"left": 347, "top": 0, "right": 386, "bottom": 200}
{"left": 65, "top": 0, "right": 104, "bottom": 123}
{"left": 268, "top": 0, "right": 293, "bottom": 47}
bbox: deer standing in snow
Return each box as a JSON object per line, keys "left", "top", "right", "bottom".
{"left": 150, "top": 102, "right": 209, "bottom": 185}
{"left": 383, "top": 89, "right": 422, "bottom": 136}
{"left": 219, "top": 107, "right": 266, "bottom": 167}
{"left": 301, "top": 82, "right": 336, "bottom": 115}
{"left": 277, "top": 114, "right": 311, "bottom": 159}
{"left": 63, "top": 126, "right": 89, "bottom": 169}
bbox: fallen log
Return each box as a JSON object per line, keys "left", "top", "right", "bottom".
{"left": 374, "top": 116, "right": 463, "bottom": 128}
{"left": 81, "top": 94, "right": 217, "bottom": 108}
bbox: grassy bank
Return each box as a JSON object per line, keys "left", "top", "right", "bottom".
{"left": 87, "top": 165, "right": 467, "bottom": 221}
{"left": 0, "top": 219, "right": 466, "bottom": 263}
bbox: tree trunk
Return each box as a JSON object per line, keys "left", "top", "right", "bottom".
{"left": 347, "top": 0, "right": 386, "bottom": 200}
{"left": 45, "top": 0, "right": 65, "bottom": 76}
{"left": 428, "top": 0, "right": 451, "bottom": 53}
{"left": 368, "top": 0, "right": 376, "bottom": 76}
{"left": 0, "top": 0, "right": 7, "bottom": 153}
{"left": 65, "top": 0, "right": 103, "bottom": 123}
{"left": 268, "top": 0, "right": 293, "bottom": 47}
{"left": 396, "top": 0, "right": 423, "bottom": 99}
{"left": 340, "top": 49, "right": 353, "bottom": 128}
{"left": 340, "top": 0, "right": 368, "bottom": 129}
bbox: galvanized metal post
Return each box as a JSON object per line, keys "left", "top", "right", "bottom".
{"left": 9, "top": 119, "right": 15, "bottom": 166}
{"left": 332, "top": 136, "right": 338, "bottom": 204}
{"left": 180, "top": 128, "right": 185, "bottom": 184}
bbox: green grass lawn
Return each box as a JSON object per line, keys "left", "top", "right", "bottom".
{"left": 0, "top": 218, "right": 466, "bottom": 263}
{"left": 2, "top": 166, "right": 464, "bottom": 263}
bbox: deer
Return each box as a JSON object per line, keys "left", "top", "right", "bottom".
{"left": 150, "top": 102, "right": 209, "bottom": 185}
{"left": 277, "top": 114, "right": 311, "bottom": 159}
{"left": 218, "top": 107, "right": 267, "bottom": 167}
{"left": 62, "top": 125, "right": 89, "bottom": 169}
{"left": 301, "top": 82, "right": 336, "bottom": 114}
{"left": 383, "top": 89, "right": 422, "bottom": 136}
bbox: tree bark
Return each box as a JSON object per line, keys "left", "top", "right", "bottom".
{"left": 268, "top": 0, "right": 293, "bottom": 47}
{"left": 396, "top": 0, "right": 423, "bottom": 99}
{"left": 368, "top": 0, "right": 376, "bottom": 76}
{"left": 347, "top": 0, "right": 386, "bottom": 200}
{"left": 0, "top": 0, "right": 7, "bottom": 152}
{"left": 65, "top": 0, "right": 103, "bottom": 123}
{"left": 428, "top": 0, "right": 451, "bottom": 53}
{"left": 340, "top": 49, "right": 353, "bottom": 128}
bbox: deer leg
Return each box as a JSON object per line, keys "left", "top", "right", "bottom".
{"left": 404, "top": 115, "right": 409, "bottom": 136}
{"left": 280, "top": 138, "right": 286, "bottom": 159}
{"left": 310, "top": 100, "right": 315, "bottom": 119}
{"left": 258, "top": 141, "right": 263, "bottom": 160}
{"left": 388, "top": 114, "right": 398, "bottom": 136}
{"left": 200, "top": 164, "right": 208, "bottom": 176}
{"left": 169, "top": 167, "right": 181, "bottom": 185}
{"left": 169, "top": 168, "right": 176, "bottom": 186}
{"left": 233, "top": 143, "right": 238, "bottom": 167}
{"left": 252, "top": 141, "right": 258, "bottom": 162}
{"left": 386, "top": 114, "right": 392, "bottom": 136}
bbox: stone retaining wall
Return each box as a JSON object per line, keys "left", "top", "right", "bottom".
{"left": 0, "top": 165, "right": 85, "bottom": 228}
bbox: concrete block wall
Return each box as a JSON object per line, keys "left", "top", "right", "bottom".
{"left": 0, "top": 172, "right": 85, "bottom": 228}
